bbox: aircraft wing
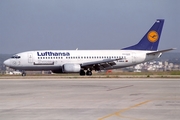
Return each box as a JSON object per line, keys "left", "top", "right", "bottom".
{"left": 146, "top": 48, "right": 176, "bottom": 55}
{"left": 81, "top": 58, "right": 122, "bottom": 70}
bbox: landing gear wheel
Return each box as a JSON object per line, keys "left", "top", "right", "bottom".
{"left": 86, "top": 70, "right": 92, "bottom": 76}
{"left": 79, "top": 70, "right": 85, "bottom": 76}
{"left": 22, "top": 72, "right": 26, "bottom": 76}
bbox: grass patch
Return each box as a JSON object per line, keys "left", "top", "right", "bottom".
{"left": 170, "top": 71, "right": 180, "bottom": 75}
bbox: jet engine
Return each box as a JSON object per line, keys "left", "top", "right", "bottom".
{"left": 62, "top": 63, "right": 81, "bottom": 73}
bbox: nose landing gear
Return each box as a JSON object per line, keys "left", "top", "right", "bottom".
{"left": 22, "top": 71, "right": 26, "bottom": 76}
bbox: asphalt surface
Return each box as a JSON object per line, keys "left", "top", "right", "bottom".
{"left": 0, "top": 78, "right": 180, "bottom": 120}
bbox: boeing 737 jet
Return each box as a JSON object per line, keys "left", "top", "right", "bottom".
{"left": 4, "top": 19, "right": 175, "bottom": 76}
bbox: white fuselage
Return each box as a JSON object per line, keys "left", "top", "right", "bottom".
{"left": 4, "top": 50, "right": 160, "bottom": 71}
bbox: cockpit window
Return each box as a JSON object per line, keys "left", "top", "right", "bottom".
{"left": 11, "top": 55, "right": 21, "bottom": 59}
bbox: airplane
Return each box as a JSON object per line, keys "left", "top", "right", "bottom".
{"left": 3, "top": 19, "right": 175, "bottom": 76}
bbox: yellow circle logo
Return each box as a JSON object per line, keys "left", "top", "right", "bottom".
{"left": 147, "top": 31, "right": 159, "bottom": 42}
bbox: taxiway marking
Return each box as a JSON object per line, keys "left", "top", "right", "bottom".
{"left": 98, "top": 100, "right": 151, "bottom": 120}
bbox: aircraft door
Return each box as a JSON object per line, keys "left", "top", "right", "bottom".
{"left": 28, "top": 53, "right": 33, "bottom": 63}
{"left": 132, "top": 52, "right": 136, "bottom": 63}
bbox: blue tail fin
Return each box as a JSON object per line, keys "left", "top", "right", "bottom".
{"left": 122, "top": 19, "right": 164, "bottom": 51}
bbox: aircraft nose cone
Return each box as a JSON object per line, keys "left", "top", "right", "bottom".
{"left": 4, "top": 59, "right": 10, "bottom": 66}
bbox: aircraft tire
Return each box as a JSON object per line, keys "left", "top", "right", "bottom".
{"left": 86, "top": 70, "right": 92, "bottom": 76}
{"left": 22, "top": 72, "right": 26, "bottom": 76}
{"left": 79, "top": 70, "right": 85, "bottom": 76}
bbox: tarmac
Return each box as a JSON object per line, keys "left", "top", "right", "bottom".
{"left": 0, "top": 78, "right": 180, "bottom": 120}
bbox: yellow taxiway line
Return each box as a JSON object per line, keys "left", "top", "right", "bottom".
{"left": 98, "top": 100, "right": 151, "bottom": 120}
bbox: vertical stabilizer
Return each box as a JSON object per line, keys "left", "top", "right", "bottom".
{"left": 122, "top": 19, "right": 164, "bottom": 51}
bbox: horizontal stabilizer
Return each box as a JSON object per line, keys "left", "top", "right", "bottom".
{"left": 146, "top": 48, "right": 176, "bottom": 55}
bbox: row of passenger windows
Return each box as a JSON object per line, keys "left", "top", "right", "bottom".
{"left": 38, "top": 56, "right": 124, "bottom": 59}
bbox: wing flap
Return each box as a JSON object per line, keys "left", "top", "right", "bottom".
{"left": 81, "top": 58, "right": 121, "bottom": 70}
{"left": 81, "top": 58, "right": 120, "bottom": 67}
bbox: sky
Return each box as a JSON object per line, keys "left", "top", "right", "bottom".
{"left": 0, "top": 0, "right": 179, "bottom": 54}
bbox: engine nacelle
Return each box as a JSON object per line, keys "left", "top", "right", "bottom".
{"left": 62, "top": 63, "right": 81, "bottom": 73}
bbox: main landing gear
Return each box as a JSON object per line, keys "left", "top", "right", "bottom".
{"left": 79, "top": 69, "right": 92, "bottom": 76}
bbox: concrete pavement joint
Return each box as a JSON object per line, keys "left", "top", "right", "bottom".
{"left": 107, "top": 85, "right": 134, "bottom": 91}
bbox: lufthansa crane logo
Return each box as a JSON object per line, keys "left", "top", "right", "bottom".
{"left": 147, "top": 31, "right": 159, "bottom": 42}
